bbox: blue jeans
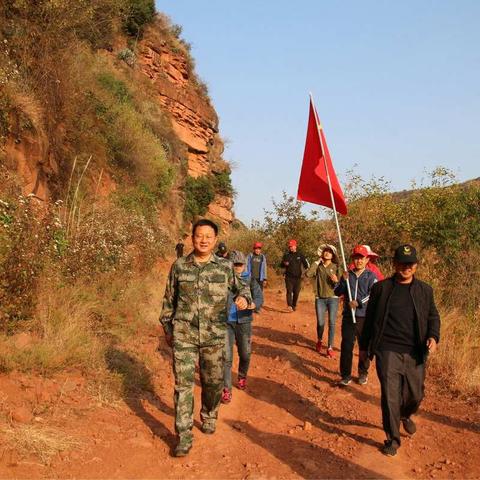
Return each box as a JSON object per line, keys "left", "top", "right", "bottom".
{"left": 224, "top": 322, "right": 252, "bottom": 390}
{"left": 315, "top": 297, "right": 339, "bottom": 347}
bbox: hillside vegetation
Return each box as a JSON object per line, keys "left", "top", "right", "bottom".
{"left": 0, "top": 0, "right": 232, "bottom": 385}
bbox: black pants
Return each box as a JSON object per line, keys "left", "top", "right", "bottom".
{"left": 375, "top": 350, "right": 425, "bottom": 447}
{"left": 285, "top": 276, "right": 302, "bottom": 308}
{"left": 340, "top": 316, "right": 370, "bottom": 379}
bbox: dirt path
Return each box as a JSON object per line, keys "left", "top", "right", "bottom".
{"left": 1, "top": 288, "right": 479, "bottom": 479}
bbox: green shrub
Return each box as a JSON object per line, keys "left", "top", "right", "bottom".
{"left": 184, "top": 176, "right": 215, "bottom": 222}
{"left": 122, "top": 0, "right": 156, "bottom": 37}
{"left": 213, "top": 170, "right": 234, "bottom": 196}
{"left": 97, "top": 73, "right": 132, "bottom": 104}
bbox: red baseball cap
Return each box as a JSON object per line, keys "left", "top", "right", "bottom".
{"left": 288, "top": 239, "right": 297, "bottom": 247}
{"left": 352, "top": 245, "right": 369, "bottom": 257}
{"left": 253, "top": 242, "right": 263, "bottom": 249}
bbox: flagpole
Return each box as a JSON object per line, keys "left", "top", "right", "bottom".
{"left": 309, "top": 93, "right": 356, "bottom": 323}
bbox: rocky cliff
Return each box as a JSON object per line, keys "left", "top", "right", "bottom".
{"left": 136, "top": 20, "right": 234, "bottom": 233}
{"left": 0, "top": 11, "right": 234, "bottom": 236}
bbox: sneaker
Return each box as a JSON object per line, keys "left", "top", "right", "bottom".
{"left": 401, "top": 417, "right": 417, "bottom": 435}
{"left": 382, "top": 440, "right": 398, "bottom": 457}
{"left": 292, "top": 306, "right": 297, "bottom": 311}
{"left": 237, "top": 378, "right": 247, "bottom": 390}
{"left": 326, "top": 347, "right": 336, "bottom": 359}
{"left": 221, "top": 388, "right": 232, "bottom": 404}
{"left": 173, "top": 440, "right": 192, "bottom": 457}
{"left": 315, "top": 340, "right": 322, "bottom": 353}
{"left": 287, "top": 306, "right": 294, "bottom": 312}
{"left": 338, "top": 377, "right": 352, "bottom": 386}
{"left": 358, "top": 374, "right": 368, "bottom": 385}
{"left": 201, "top": 421, "right": 216, "bottom": 434}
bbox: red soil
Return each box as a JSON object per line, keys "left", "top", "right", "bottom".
{"left": 0, "top": 288, "right": 479, "bottom": 479}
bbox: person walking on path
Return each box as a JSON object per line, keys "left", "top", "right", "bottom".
{"left": 334, "top": 245, "right": 377, "bottom": 386}
{"left": 216, "top": 241, "right": 228, "bottom": 259}
{"left": 305, "top": 244, "right": 342, "bottom": 358}
{"left": 348, "top": 245, "right": 385, "bottom": 280}
{"left": 246, "top": 241, "right": 267, "bottom": 313}
{"left": 360, "top": 244, "right": 440, "bottom": 457}
{"left": 175, "top": 238, "right": 185, "bottom": 258}
{"left": 222, "top": 250, "right": 263, "bottom": 404}
{"left": 160, "top": 219, "right": 252, "bottom": 457}
{"left": 281, "top": 239, "right": 309, "bottom": 312}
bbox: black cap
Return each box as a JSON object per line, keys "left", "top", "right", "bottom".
{"left": 393, "top": 244, "right": 418, "bottom": 263}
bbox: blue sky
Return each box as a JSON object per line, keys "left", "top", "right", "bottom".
{"left": 155, "top": 1, "right": 480, "bottom": 224}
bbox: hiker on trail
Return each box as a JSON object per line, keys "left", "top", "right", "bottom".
{"left": 175, "top": 239, "right": 185, "bottom": 258}
{"left": 281, "top": 239, "right": 309, "bottom": 312}
{"left": 305, "top": 244, "right": 342, "bottom": 358}
{"left": 222, "top": 250, "right": 262, "bottom": 404}
{"left": 216, "top": 241, "right": 228, "bottom": 259}
{"left": 348, "top": 245, "right": 385, "bottom": 280}
{"left": 360, "top": 244, "right": 440, "bottom": 457}
{"left": 334, "top": 245, "right": 377, "bottom": 386}
{"left": 160, "top": 219, "right": 252, "bottom": 457}
{"left": 246, "top": 241, "right": 267, "bottom": 313}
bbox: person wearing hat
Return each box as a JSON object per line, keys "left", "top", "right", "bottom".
{"left": 306, "top": 244, "right": 342, "bottom": 358}
{"left": 334, "top": 245, "right": 378, "bottom": 386}
{"left": 216, "top": 241, "right": 228, "bottom": 259}
{"left": 348, "top": 245, "right": 385, "bottom": 281}
{"left": 246, "top": 242, "right": 268, "bottom": 313}
{"left": 360, "top": 244, "right": 440, "bottom": 457}
{"left": 281, "top": 239, "right": 309, "bottom": 312}
{"left": 221, "top": 250, "right": 263, "bottom": 404}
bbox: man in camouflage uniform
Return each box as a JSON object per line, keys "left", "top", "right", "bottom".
{"left": 160, "top": 218, "right": 251, "bottom": 457}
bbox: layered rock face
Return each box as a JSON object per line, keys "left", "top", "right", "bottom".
{"left": 138, "top": 28, "right": 234, "bottom": 233}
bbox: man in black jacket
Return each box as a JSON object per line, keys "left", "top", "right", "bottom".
{"left": 281, "top": 239, "right": 309, "bottom": 311}
{"left": 360, "top": 244, "right": 440, "bottom": 457}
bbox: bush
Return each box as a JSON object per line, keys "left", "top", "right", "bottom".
{"left": 213, "top": 170, "right": 234, "bottom": 196}
{"left": 184, "top": 176, "right": 215, "bottom": 222}
{"left": 122, "top": 0, "right": 156, "bottom": 37}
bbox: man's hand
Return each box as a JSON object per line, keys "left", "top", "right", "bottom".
{"left": 348, "top": 300, "right": 359, "bottom": 309}
{"left": 283, "top": 261, "right": 289, "bottom": 266}
{"left": 262, "top": 280, "right": 267, "bottom": 287}
{"left": 165, "top": 334, "right": 173, "bottom": 348}
{"left": 248, "top": 301, "right": 256, "bottom": 310}
{"left": 426, "top": 337, "right": 437, "bottom": 353}
{"left": 359, "top": 350, "right": 368, "bottom": 362}
{"left": 342, "top": 271, "right": 349, "bottom": 280}
{"left": 235, "top": 296, "right": 248, "bottom": 310}
{"left": 330, "top": 274, "right": 338, "bottom": 283}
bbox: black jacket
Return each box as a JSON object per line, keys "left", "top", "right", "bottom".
{"left": 281, "top": 252, "right": 309, "bottom": 278}
{"left": 360, "top": 276, "right": 440, "bottom": 360}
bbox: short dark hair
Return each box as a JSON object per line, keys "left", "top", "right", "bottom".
{"left": 192, "top": 218, "right": 218, "bottom": 236}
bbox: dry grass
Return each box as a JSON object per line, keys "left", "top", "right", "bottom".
{"left": 429, "top": 309, "right": 480, "bottom": 397}
{"left": 0, "top": 283, "right": 103, "bottom": 375}
{"left": 1, "top": 424, "right": 80, "bottom": 464}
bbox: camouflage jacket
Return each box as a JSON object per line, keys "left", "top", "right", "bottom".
{"left": 160, "top": 253, "right": 252, "bottom": 345}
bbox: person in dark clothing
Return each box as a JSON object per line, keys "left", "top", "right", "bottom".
{"left": 281, "top": 239, "right": 309, "bottom": 311}
{"left": 216, "top": 242, "right": 228, "bottom": 258}
{"left": 360, "top": 244, "right": 441, "bottom": 457}
{"left": 175, "top": 239, "right": 185, "bottom": 258}
{"left": 246, "top": 242, "right": 267, "bottom": 313}
{"left": 334, "top": 245, "right": 377, "bottom": 386}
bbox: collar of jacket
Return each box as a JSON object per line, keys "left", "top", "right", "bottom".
{"left": 184, "top": 252, "right": 221, "bottom": 264}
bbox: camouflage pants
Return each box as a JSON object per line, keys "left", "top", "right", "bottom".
{"left": 172, "top": 341, "right": 225, "bottom": 443}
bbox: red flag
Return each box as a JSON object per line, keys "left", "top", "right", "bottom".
{"left": 297, "top": 98, "right": 347, "bottom": 215}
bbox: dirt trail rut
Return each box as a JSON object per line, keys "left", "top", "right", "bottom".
{"left": 0, "top": 289, "right": 479, "bottom": 479}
